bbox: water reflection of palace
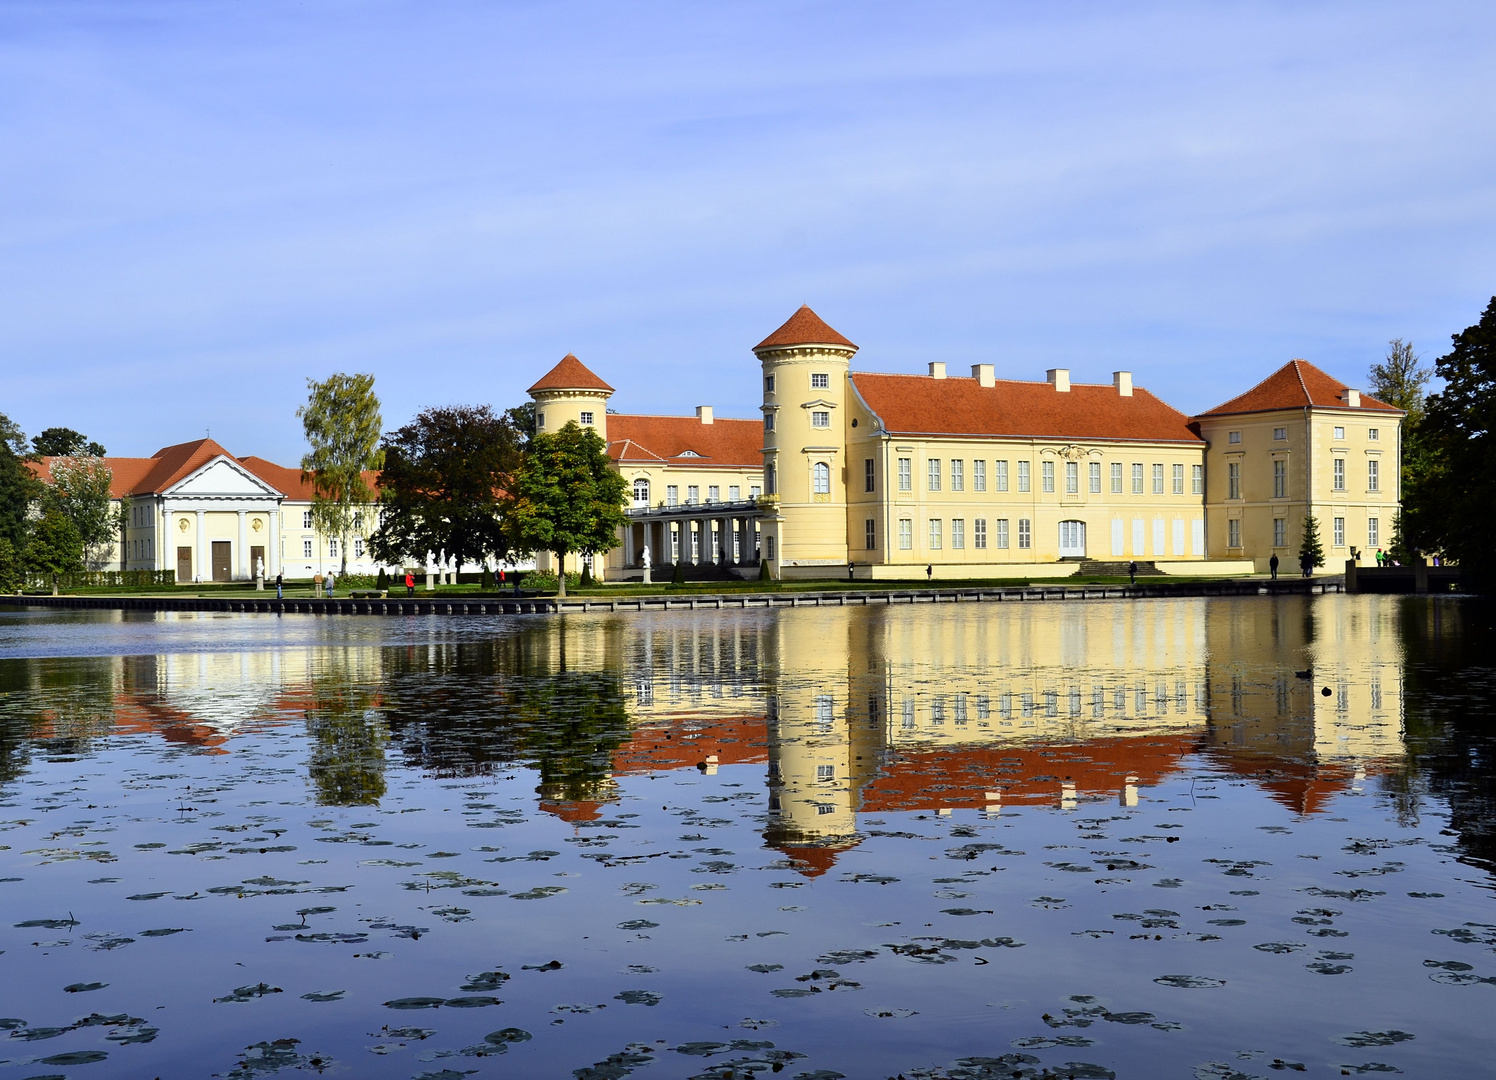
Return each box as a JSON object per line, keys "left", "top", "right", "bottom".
{"left": 3, "top": 599, "right": 1408, "bottom": 871}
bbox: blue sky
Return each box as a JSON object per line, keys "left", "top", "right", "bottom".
{"left": 3, "top": 1, "right": 1494, "bottom": 463}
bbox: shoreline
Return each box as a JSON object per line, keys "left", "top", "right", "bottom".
{"left": 4, "top": 575, "right": 1345, "bottom": 616}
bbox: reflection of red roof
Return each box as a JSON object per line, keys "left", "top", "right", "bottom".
{"left": 774, "top": 841, "right": 859, "bottom": 878}
{"left": 612, "top": 716, "right": 768, "bottom": 774}
{"left": 852, "top": 374, "right": 1204, "bottom": 444}
{"left": 1196, "top": 360, "right": 1401, "bottom": 418}
{"left": 860, "top": 733, "right": 1199, "bottom": 811}
{"left": 755, "top": 305, "right": 857, "bottom": 352}
{"left": 539, "top": 799, "right": 608, "bottom": 824}
{"left": 608, "top": 416, "right": 763, "bottom": 469}
{"left": 1199, "top": 746, "right": 1393, "bottom": 815}
{"left": 528, "top": 353, "right": 615, "bottom": 394}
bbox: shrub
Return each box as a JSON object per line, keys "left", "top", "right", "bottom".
{"left": 376, "top": 568, "right": 389, "bottom": 590}
{"left": 672, "top": 560, "right": 686, "bottom": 585}
{"left": 579, "top": 561, "right": 593, "bottom": 587}
{"left": 758, "top": 560, "right": 771, "bottom": 582}
{"left": 481, "top": 567, "right": 494, "bottom": 590}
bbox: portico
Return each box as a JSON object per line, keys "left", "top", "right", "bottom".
{"left": 623, "top": 500, "right": 764, "bottom": 577}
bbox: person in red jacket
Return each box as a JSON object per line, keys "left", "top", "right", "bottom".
{"left": 404, "top": 571, "right": 415, "bottom": 597}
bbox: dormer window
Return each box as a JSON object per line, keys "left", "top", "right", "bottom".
{"left": 579, "top": 411, "right": 594, "bottom": 425}
{"left": 678, "top": 450, "right": 701, "bottom": 457}
{"left": 811, "top": 373, "right": 829, "bottom": 389}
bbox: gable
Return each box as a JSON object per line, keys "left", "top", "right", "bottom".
{"left": 168, "top": 457, "right": 282, "bottom": 498}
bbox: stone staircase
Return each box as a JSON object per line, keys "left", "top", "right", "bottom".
{"left": 1077, "top": 559, "right": 1163, "bottom": 577}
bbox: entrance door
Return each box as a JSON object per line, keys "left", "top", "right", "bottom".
{"left": 177, "top": 546, "right": 192, "bottom": 582}
{"left": 250, "top": 545, "right": 265, "bottom": 578}
{"left": 1059, "top": 520, "right": 1086, "bottom": 557}
{"left": 211, "top": 541, "right": 233, "bottom": 582}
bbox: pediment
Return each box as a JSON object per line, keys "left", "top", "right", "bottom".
{"left": 168, "top": 457, "right": 281, "bottom": 498}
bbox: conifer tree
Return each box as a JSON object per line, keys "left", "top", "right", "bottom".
{"left": 1299, "top": 513, "right": 1325, "bottom": 570}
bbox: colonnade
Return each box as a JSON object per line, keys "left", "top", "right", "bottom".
{"left": 623, "top": 512, "right": 761, "bottom": 570}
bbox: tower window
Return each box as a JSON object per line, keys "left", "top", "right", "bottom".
{"left": 811, "top": 410, "right": 830, "bottom": 428}
{"left": 813, "top": 462, "right": 831, "bottom": 494}
{"left": 811, "top": 373, "right": 829, "bottom": 389}
{"left": 579, "top": 411, "right": 594, "bottom": 425}
{"left": 764, "top": 375, "right": 775, "bottom": 393}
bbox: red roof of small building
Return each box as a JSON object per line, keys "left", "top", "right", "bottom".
{"left": 852, "top": 373, "right": 1204, "bottom": 444}
{"left": 528, "top": 353, "right": 615, "bottom": 394}
{"left": 31, "top": 441, "right": 377, "bottom": 501}
{"left": 1196, "top": 360, "right": 1401, "bottom": 418}
{"left": 608, "top": 415, "right": 763, "bottom": 468}
{"left": 754, "top": 305, "right": 857, "bottom": 352}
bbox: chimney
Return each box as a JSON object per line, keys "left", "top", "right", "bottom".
{"left": 972, "top": 363, "right": 995, "bottom": 388}
{"left": 1113, "top": 371, "right": 1133, "bottom": 397}
{"left": 696, "top": 405, "right": 714, "bottom": 424}
{"left": 1343, "top": 389, "right": 1360, "bottom": 408}
{"left": 928, "top": 362, "right": 946, "bottom": 379}
{"left": 1047, "top": 368, "right": 1070, "bottom": 393}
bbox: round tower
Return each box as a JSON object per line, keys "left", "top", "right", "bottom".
{"left": 753, "top": 305, "right": 858, "bottom": 579}
{"left": 527, "top": 353, "right": 614, "bottom": 441}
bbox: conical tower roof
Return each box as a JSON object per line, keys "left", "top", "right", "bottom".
{"left": 528, "top": 353, "right": 615, "bottom": 394}
{"left": 754, "top": 305, "right": 857, "bottom": 352}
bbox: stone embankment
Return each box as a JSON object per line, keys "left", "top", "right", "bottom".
{"left": 8, "top": 576, "right": 1343, "bottom": 617}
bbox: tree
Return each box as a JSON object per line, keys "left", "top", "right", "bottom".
{"left": 0, "top": 415, "right": 42, "bottom": 553}
{"left": 24, "top": 508, "right": 84, "bottom": 582}
{"left": 1299, "top": 513, "right": 1325, "bottom": 570}
{"left": 1420, "top": 296, "right": 1496, "bottom": 591}
{"left": 505, "top": 421, "right": 628, "bottom": 598}
{"left": 45, "top": 455, "right": 117, "bottom": 570}
{"left": 370, "top": 405, "right": 525, "bottom": 576}
{"left": 1369, "top": 339, "right": 1432, "bottom": 419}
{"left": 297, "top": 373, "right": 384, "bottom": 575}
{"left": 1369, "top": 339, "right": 1438, "bottom": 556}
{"left": 32, "top": 427, "right": 105, "bottom": 457}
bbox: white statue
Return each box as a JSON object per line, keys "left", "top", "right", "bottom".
{"left": 641, "top": 544, "right": 651, "bottom": 585}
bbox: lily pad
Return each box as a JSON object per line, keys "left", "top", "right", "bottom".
{"left": 1154, "top": 975, "right": 1225, "bottom": 988}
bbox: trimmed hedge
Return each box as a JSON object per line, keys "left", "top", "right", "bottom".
{"left": 29, "top": 569, "right": 176, "bottom": 588}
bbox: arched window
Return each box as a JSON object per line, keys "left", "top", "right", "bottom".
{"left": 632, "top": 478, "right": 649, "bottom": 505}
{"left": 813, "top": 462, "right": 831, "bottom": 494}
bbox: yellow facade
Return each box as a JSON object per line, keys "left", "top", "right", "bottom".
{"left": 1199, "top": 404, "right": 1400, "bottom": 570}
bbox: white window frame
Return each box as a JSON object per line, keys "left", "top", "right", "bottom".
{"left": 1090, "top": 462, "right": 1102, "bottom": 493}
{"left": 1172, "top": 464, "right": 1184, "bottom": 495}
{"left": 865, "top": 518, "right": 876, "bottom": 550}
{"left": 1018, "top": 461, "right": 1030, "bottom": 493}
{"left": 973, "top": 460, "right": 987, "bottom": 492}
{"left": 811, "top": 410, "right": 830, "bottom": 428}
{"left": 951, "top": 518, "right": 965, "bottom": 549}
{"left": 1367, "top": 459, "right": 1379, "bottom": 492}
{"left": 1152, "top": 463, "right": 1164, "bottom": 494}
{"left": 898, "top": 458, "right": 912, "bottom": 491}
{"left": 811, "top": 372, "right": 830, "bottom": 389}
{"left": 1333, "top": 516, "right": 1345, "bottom": 546}
{"left": 995, "top": 460, "right": 1009, "bottom": 492}
{"left": 1017, "top": 518, "right": 1031, "bottom": 549}
{"left": 1065, "top": 461, "right": 1078, "bottom": 494}
{"left": 974, "top": 518, "right": 987, "bottom": 549}
{"left": 928, "top": 459, "right": 941, "bottom": 491}
{"left": 1042, "top": 461, "right": 1054, "bottom": 493}
{"left": 928, "top": 518, "right": 942, "bottom": 549}
{"left": 898, "top": 518, "right": 913, "bottom": 550}
{"left": 812, "top": 462, "right": 831, "bottom": 495}
{"left": 1191, "top": 464, "right": 1204, "bottom": 495}
{"left": 996, "top": 518, "right": 1010, "bottom": 549}
{"left": 950, "top": 459, "right": 964, "bottom": 491}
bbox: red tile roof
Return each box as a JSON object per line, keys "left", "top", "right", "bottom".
{"left": 608, "top": 415, "right": 764, "bottom": 468}
{"left": 31, "top": 441, "right": 376, "bottom": 501}
{"left": 528, "top": 353, "right": 615, "bottom": 394}
{"left": 754, "top": 305, "right": 857, "bottom": 352}
{"left": 1196, "top": 359, "right": 1401, "bottom": 417}
{"left": 852, "top": 373, "right": 1204, "bottom": 444}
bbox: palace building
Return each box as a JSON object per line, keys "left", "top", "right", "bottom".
{"left": 34, "top": 438, "right": 382, "bottom": 582}
{"left": 529, "top": 304, "right": 1402, "bottom": 580}
{"left": 36, "top": 305, "right": 1400, "bottom": 584}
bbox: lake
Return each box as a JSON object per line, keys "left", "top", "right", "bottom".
{"left": 0, "top": 595, "right": 1492, "bottom": 1079}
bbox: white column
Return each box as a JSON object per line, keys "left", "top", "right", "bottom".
{"left": 195, "top": 509, "right": 206, "bottom": 583}
{"left": 267, "top": 509, "right": 279, "bottom": 576}
{"left": 237, "top": 510, "right": 248, "bottom": 580}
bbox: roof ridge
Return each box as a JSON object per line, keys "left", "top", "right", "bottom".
{"left": 1292, "top": 359, "right": 1311, "bottom": 400}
